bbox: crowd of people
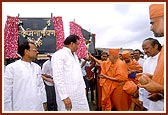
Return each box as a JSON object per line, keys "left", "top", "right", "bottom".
{"left": 4, "top": 4, "right": 165, "bottom": 111}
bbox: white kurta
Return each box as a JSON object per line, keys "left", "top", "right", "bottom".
{"left": 139, "top": 52, "right": 164, "bottom": 111}
{"left": 4, "top": 60, "right": 46, "bottom": 111}
{"left": 51, "top": 47, "right": 89, "bottom": 111}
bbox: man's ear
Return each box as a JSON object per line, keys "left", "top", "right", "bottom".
{"left": 24, "top": 49, "right": 29, "bottom": 55}
{"left": 70, "top": 42, "right": 73, "bottom": 45}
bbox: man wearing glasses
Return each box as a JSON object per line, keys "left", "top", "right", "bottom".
{"left": 4, "top": 41, "right": 47, "bottom": 111}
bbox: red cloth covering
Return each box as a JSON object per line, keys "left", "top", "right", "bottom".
{"left": 4, "top": 16, "right": 19, "bottom": 58}
{"left": 70, "top": 21, "right": 87, "bottom": 59}
{"left": 52, "top": 16, "right": 65, "bottom": 51}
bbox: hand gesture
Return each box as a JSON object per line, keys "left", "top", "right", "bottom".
{"left": 63, "top": 97, "right": 72, "bottom": 111}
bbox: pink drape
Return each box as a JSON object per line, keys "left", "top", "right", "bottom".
{"left": 4, "top": 16, "right": 19, "bottom": 58}
{"left": 70, "top": 22, "right": 87, "bottom": 59}
{"left": 52, "top": 16, "right": 65, "bottom": 51}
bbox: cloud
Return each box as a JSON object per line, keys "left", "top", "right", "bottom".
{"left": 91, "top": 3, "right": 154, "bottom": 51}
{"left": 113, "top": 4, "right": 131, "bottom": 14}
{"left": 3, "top": 2, "right": 159, "bottom": 52}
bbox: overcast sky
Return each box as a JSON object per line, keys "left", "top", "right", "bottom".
{"left": 2, "top": 2, "right": 164, "bottom": 52}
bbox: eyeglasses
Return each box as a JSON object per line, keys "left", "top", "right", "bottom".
{"left": 29, "top": 48, "right": 38, "bottom": 52}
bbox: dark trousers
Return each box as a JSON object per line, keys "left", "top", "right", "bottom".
{"left": 83, "top": 76, "right": 95, "bottom": 101}
{"left": 44, "top": 83, "right": 57, "bottom": 111}
{"left": 143, "top": 107, "right": 148, "bottom": 111}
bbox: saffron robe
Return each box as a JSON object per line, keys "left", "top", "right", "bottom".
{"left": 125, "top": 59, "right": 143, "bottom": 74}
{"left": 152, "top": 46, "right": 164, "bottom": 85}
{"left": 100, "top": 58, "right": 131, "bottom": 111}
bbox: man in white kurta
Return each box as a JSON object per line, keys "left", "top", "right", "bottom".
{"left": 139, "top": 53, "right": 161, "bottom": 110}
{"left": 4, "top": 42, "right": 46, "bottom": 111}
{"left": 139, "top": 38, "right": 164, "bottom": 111}
{"left": 51, "top": 35, "right": 89, "bottom": 111}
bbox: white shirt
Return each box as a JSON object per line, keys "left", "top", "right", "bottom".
{"left": 51, "top": 47, "right": 89, "bottom": 111}
{"left": 139, "top": 52, "right": 163, "bottom": 111}
{"left": 41, "top": 60, "right": 53, "bottom": 86}
{"left": 4, "top": 60, "right": 46, "bottom": 111}
{"left": 80, "top": 59, "right": 91, "bottom": 76}
{"left": 138, "top": 58, "right": 145, "bottom": 67}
